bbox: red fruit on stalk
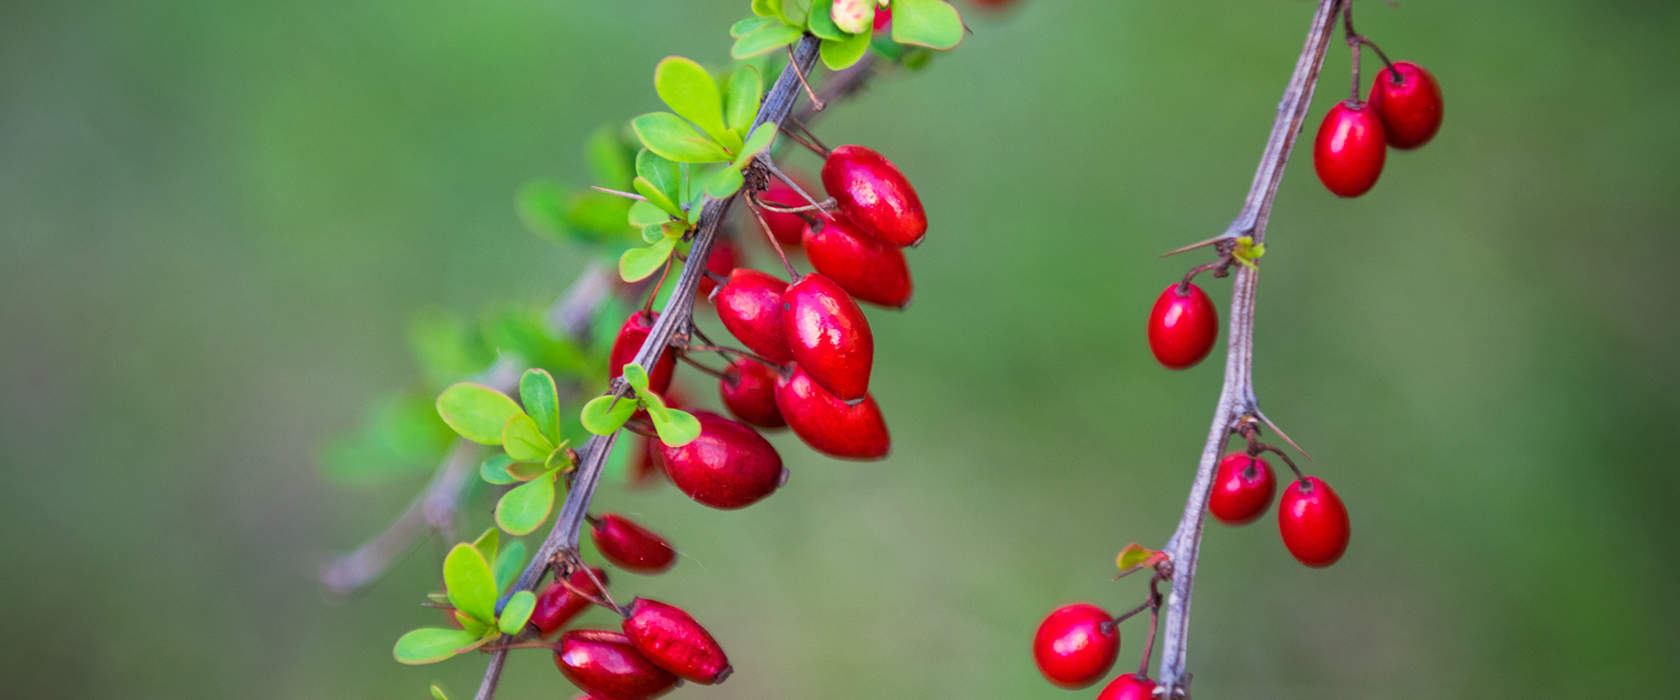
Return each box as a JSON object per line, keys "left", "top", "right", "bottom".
{"left": 715, "top": 268, "right": 795, "bottom": 363}
{"left": 622, "top": 598, "right": 732, "bottom": 684}
{"left": 1369, "top": 61, "right": 1443, "bottom": 150}
{"left": 1278, "top": 476, "right": 1351, "bottom": 568}
{"left": 1097, "top": 674, "right": 1159, "bottom": 700}
{"left": 1313, "top": 100, "right": 1387, "bottom": 197}
{"left": 783, "top": 273, "right": 874, "bottom": 401}
{"left": 821, "top": 145, "right": 926, "bottom": 247}
{"left": 758, "top": 175, "right": 822, "bottom": 248}
{"left": 873, "top": 4, "right": 892, "bottom": 31}
{"left": 658, "top": 411, "right": 786, "bottom": 509}
{"left": 802, "top": 218, "right": 913, "bottom": 308}
{"left": 610, "top": 311, "right": 676, "bottom": 394}
{"left": 1032, "top": 603, "right": 1119, "bottom": 689}
{"left": 719, "top": 358, "right": 785, "bottom": 429}
{"left": 774, "top": 365, "right": 890, "bottom": 460}
{"left": 1208, "top": 453, "right": 1277, "bottom": 525}
{"left": 1147, "top": 282, "right": 1219, "bottom": 370}
{"left": 698, "top": 236, "right": 738, "bottom": 299}
{"left": 590, "top": 514, "right": 676, "bottom": 575}
{"left": 530, "top": 567, "right": 611, "bottom": 636}
{"left": 555, "top": 629, "right": 678, "bottom": 700}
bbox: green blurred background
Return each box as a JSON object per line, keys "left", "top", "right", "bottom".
{"left": 3, "top": 0, "right": 1677, "bottom": 698}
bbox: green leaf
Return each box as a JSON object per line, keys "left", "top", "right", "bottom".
{"left": 581, "top": 395, "right": 638, "bottom": 435}
{"left": 635, "top": 150, "right": 681, "bottom": 203}
{"left": 480, "top": 454, "right": 518, "bottom": 485}
{"left": 618, "top": 238, "right": 676, "bottom": 282}
{"left": 1115, "top": 542, "right": 1169, "bottom": 578}
{"left": 752, "top": 0, "right": 782, "bottom": 17}
{"left": 732, "top": 24, "right": 803, "bottom": 60}
{"left": 651, "top": 407, "right": 702, "bottom": 447}
{"left": 632, "top": 113, "right": 731, "bottom": 163}
{"left": 702, "top": 165, "right": 745, "bottom": 199}
{"left": 585, "top": 126, "right": 635, "bottom": 188}
{"left": 780, "top": 0, "right": 808, "bottom": 26}
{"left": 495, "top": 473, "right": 555, "bottom": 535}
{"left": 655, "top": 57, "right": 730, "bottom": 148}
{"left": 431, "top": 684, "right": 450, "bottom": 700}
{"left": 546, "top": 446, "right": 574, "bottom": 472}
{"left": 515, "top": 179, "right": 572, "bottom": 245}
{"left": 519, "top": 369, "right": 561, "bottom": 445}
{"left": 493, "top": 540, "right": 526, "bottom": 593}
{"left": 498, "top": 590, "right": 537, "bottom": 635}
{"left": 621, "top": 363, "right": 650, "bottom": 392}
{"left": 505, "top": 460, "right": 552, "bottom": 481}
{"left": 455, "top": 610, "right": 491, "bottom": 638}
{"left": 502, "top": 413, "right": 556, "bottom": 462}
{"left": 568, "top": 190, "right": 634, "bottom": 237}
{"left": 633, "top": 178, "right": 683, "bottom": 218}
{"left": 821, "top": 29, "right": 873, "bottom": 71}
{"left": 436, "top": 383, "right": 525, "bottom": 445}
{"left": 471, "top": 527, "right": 499, "bottom": 568}
{"left": 892, "top": 0, "right": 965, "bottom": 50}
{"left": 734, "top": 125, "right": 778, "bottom": 168}
{"left": 443, "top": 543, "right": 498, "bottom": 625}
{"left": 641, "top": 224, "right": 665, "bottom": 245}
{"left": 723, "top": 66, "right": 763, "bottom": 134}
{"left": 628, "top": 199, "right": 673, "bottom": 228}
{"left": 394, "top": 628, "right": 480, "bottom": 665}
{"left": 807, "top": 0, "right": 847, "bottom": 40}
{"left": 731, "top": 16, "right": 776, "bottom": 38}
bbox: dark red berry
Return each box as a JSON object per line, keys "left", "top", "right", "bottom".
{"left": 802, "top": 217, "right": 913, "bottom": 308}
{"left": 658, "top": 411, "right": 786, "bottom": 509}
{"left": 590, "top": 514, "right": 676, "bottom": 575}
{"left": 1278, "top": 476, "right": 1351, "bottom": 567}
{"left": 555, "top": 629, "right": 678, "bottom": 700}
{"left": 783, "top": 272, "right": 873, "bottom": 401}
{"left": 627, "top": 435, "right": 666, "bottom": 490}
{"left": 1032, "top": 603, "right": 1119, "bottom": 689}
{"left": 1147, "top": 282, "right": 1219, "bottom": 370}
{"left": 758, "top": 174, "right": 822, "bottom": 248}
{"left": 774, "top": 364, "right": 890, "bottom": 460}
{"left": 1313, "top": 100, "right": 1387, "bottom": 198}
{"left": 610, "top": 311, "right": 676, "bottom": 394}
{"left": 821, "top": 145, "right": 926, "bottom": 247}
{"left": 530, "top": 567, "right": 610, "bottom": 636}
{"left": 622, "top": 598, "right": 732, "bottom": 685}
{"left": 698, "top": 236, "right": 738, "bottom": 299}
{"left": 719, "top": 358, "right": 785, "bottom": 429}
{"left": 1369, "top": 61, "right": 1443, "bottom": 150}
{"left": 873, "top": 4, "right": 891, "bottom": 30}
{"left": 715, "top": 268, "right": 795, "bottom": 363}
{"left": 1097, "top": 674, "right": 1158, "bottom": 700}
{"left": 1208, "top": 453, "right": 1277, "bottom": 525}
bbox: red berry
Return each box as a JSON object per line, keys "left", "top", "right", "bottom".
{"left": 1278, "top": 476, "right": 1351, "bottom": 567}
{"left": 698, "top": 236, "right": 738, "bottom": 299}
{"left": 658, "top": 411, "right": 786, "bottom": 509}
{"left": 783, "top": 272, "right": 874, "bottom": 401}
{"left": 719, "top": 358, "right": 786, "bottom": 429}
{"left": 1096, "top": 674, "right": 1158, "bottom": 700}
{"left": 590, "top": 514, "right": 676, "bottom": 575}
{"left": 555, "top": 629, "right": 678, "bottom": 700}
{"left": 758, "top": 174, "right": 822, "bottom": 248}
{"left": 1369, "top": 61, "right": 1443, "bottom": 150}
{"left": 1208, "top": 453, "right": 1277, "bottom": 525}
{"left": 821, "top": 145, "right": 926, "bottom": 247}
{"left": 802, "top": 217, "right": 913, "bottom": 308}
{"left": 715, "top": 268, "right": 795, "bottom": 363}
{"left": 622, "top": 598, "right": 732, "bottom": 685}
{"left": 627, "top": 435, "right": 667, "bottom": 490}
{"left": 1032, "top": 603, "right": 1119, "bottom": 689}
{"left": 774, "top": 364, "right": 890, "bottom": 460}
{"left": 873, "top": 5, "right": 892, "bottom": 31}
{"left": 609, "top": 311, "right": 676, "bottom": 394}
{"left": 530, "top": 567, "right": 610, "bottom": 636}
{"left": 1313, "top": 100, "right": 1387, "bottom": 198}
{"left": 1147, "top": 282, "right": 1219, "bottom": 370}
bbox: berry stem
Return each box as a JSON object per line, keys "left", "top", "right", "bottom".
{"left": 676, "top": 352, "right": 734, "bottom": 381}
{"left": 743, "top": 196, "right": 803, "bottom": 281}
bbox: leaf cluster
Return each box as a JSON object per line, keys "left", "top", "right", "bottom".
{"left": 393, "top": 529, "right": 535, "bottom": 665}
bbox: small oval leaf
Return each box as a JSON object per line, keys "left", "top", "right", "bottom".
{"left": 518, "top": 369, "right": 561, "bottom": 445}
{"left": 493, "top": 540, "right": 526, "bottom": 593}
{"left": 480, "top": 454, "right": 518, "bottom": 485}
{"left": 443, "top": 543, "right": 498, "bottom": 625}
{"left": 619, "top": 238, "right": 676, "bottom": 283}
{"left": 723, "top": 66, "right": 764, "bottom": 134}
{"left": 652, "top": 407, "right": 702, "bottom": 447}
{"left": 580, "top": 395, "right": 638, "bottom": 436}
{"left": 394, "top": 628, "right": 481, "bottom": 665}
{"left": 892, "top": 0, "right": 965, "bottom": 50}
{"left": 436, "top": 383, "right": 525, "bottom": 445}
{"left": 498, "top": 590, "right": 538, "bottom": 635}
{"left": 821, "top": 30, "right": 872, "bottom": 71}
{"left": 495, "top": 474, "right": 555, "bottom": 536}
{"left": 655, "top": 57, "right": 729, "bottom": 145}
{"left": 632, "top": 112, "right": 731, "bottom": 163}
{"left": 502, "top": 413, "right": 555, "bottom": 462}
{"left": 731, "top": 24, "right": 804, "bottom": 60}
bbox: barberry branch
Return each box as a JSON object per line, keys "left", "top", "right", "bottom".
{"left": 1153, "top": 1, "right": 1342, "bottom": 697}
{"left": 470, "top": 34, "right": 825, "bottom": 700}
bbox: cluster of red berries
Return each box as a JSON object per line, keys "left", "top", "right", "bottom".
{"left": 1209, "top": 443, "right": 1350, "bottom": 567}
{"left": 1033, "top": 602, "right": 1158, "bottom": 700}
{"left": 1313, "top": 35, "right": 1444, "bottom": 198}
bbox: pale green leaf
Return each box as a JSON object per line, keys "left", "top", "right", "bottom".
{"left": 633, "top": 177, "right": 683, "bottom": 218}
{"left": 780, "top": 0, "right": 808, "bottom": 26}
{"left": 821, "top": 29, "right": 873, "bottom": 71}
{"left": 455, "top": 610, "right": 490, "bottom": 637}
{"left": 892, "top": 0, "right": 965, "bottom": 50}
{"left": 393, "top": 628, "right": 480, "bottom": 665}
{"left": 502, "top": 413, "right": 555, "bottom": 462}
{"left": 518, "top": 369, "right": 561, "bottom": 445}
{"left": 481, "top": 454, "right": 518, "bottom": 485}
{"left": 808, "top": 0, "right": 849, "bottom": 40}
{"left": 431, "top": 684, "right": 450, "bottom": 700}
{"left": 635, "top": 149, "right": 681, "bottom": 204}
{"left": 723, "top": 66, "right": 763, "bottom": 134}
{"left": 651, "top": 407, "right": 702, "bottom": 447}
{"left": 703, "top": 165, "right": 745, "bottom": 199}
{"left": 654, "top": 57, "right": 730, "bottom": 146}
{"left": 436, "top": 383, "right": 525, "bottom": 445}
{"left": 733, "top": 125, "right": 778, "bottom": 168}
{"left": 622, "top": 362, "right": 651, "bottom": 392}
{"left": 498, "top": 590, "right": 537, "bottom": 635}
{"left": 443, "top": 543, "right": 498, "bottom": 625}
{"left": 628, "top": 199, "right": 673, "bottom": 228}
{"left": 506, "top": 460, "right": 552, "bottom": 481}
{"left": 631, "top": 113, "right": 731, "bottom": 163}
{"left": 752, "top": 0, "right": 782, "bottom": 18}
{"left": 471, "top": 527, "right": 499, "bottom": 568}
{"left": 731, "top": 24, "right": 803, "bottom": 60}
{"left": 731, "top": 16, "right": 776, "bottom": 38}
{"left": 581, "top": 395, "right": 638, "bottom": 435}
{"left": 495, "top": 474, "right": 555, "bottom": 535}
{"left": 493, "top": 540, "right": 526, "bottom": 593}
{"left": 618, "top": 238, "right": 676, "bottom": 282}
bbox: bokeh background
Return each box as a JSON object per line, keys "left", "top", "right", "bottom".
{"left": 3, "top": 0, "right": 1677, "bottom": 698}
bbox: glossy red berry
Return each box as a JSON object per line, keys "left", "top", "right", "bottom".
{"left": 627, "top": 435, "right": 666, "bottom": 490}
{"left": 590, "top": 514, "right": 676, "bottom": 575}
{"left": 873, "top": 4, "right": 892, "bottom": 30}
{"left": 658, "top": 411, "right": 786, "bottom": 509}
{"left": 530, "top": 567, "right": 610, "bottom": 636}
{"left": 1096, "top": 674, "right": 1158, "bottom": 700}
{"left": 1032, "top": 603, "right": 1119, "bottom": 689}
{"left": 783, "top": 272, "right": 874, "bottom": 401}
{"left": 609, "top": 311, "right": 676, "bottom": 395}
{"left": 821, "top": 145, "right": 926, "bottom": 247}
{"left": 774, "top": 364, "right": 890, "bottom": 460}
{"left": 622, "top": 598, "right": 732, "bottom": 685}
{"left": 1208, "top": 453, "right": 1277, "bottom": 525}
{"left": 1278, "top": 476, "right": 1351, "bottom": 567}
{"left": 719, "top": 358, "right": 785, "bottom": 429}
{"left": 555, "top": 629, "right": 678, "bottom": 700}
{"left": 698, "top": 236, "right": 738, "bottom": 299}
{"left": 1147, "top": 282, "right": 1219, "bottom": 370}
{"left": 1369, "top": 61, "right": 1443, "bottom": 150}
{"left": 715, "top": 268, "right": 795, "bottom": 363}
{"left": 802, "top": 217, "right": 913, "bottom": 308}
{"left": 758, "top": 174, "right": 822, "bottom": 247}
{"left": 1313, "top": 100, "right": 1387, "bottom": 197}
